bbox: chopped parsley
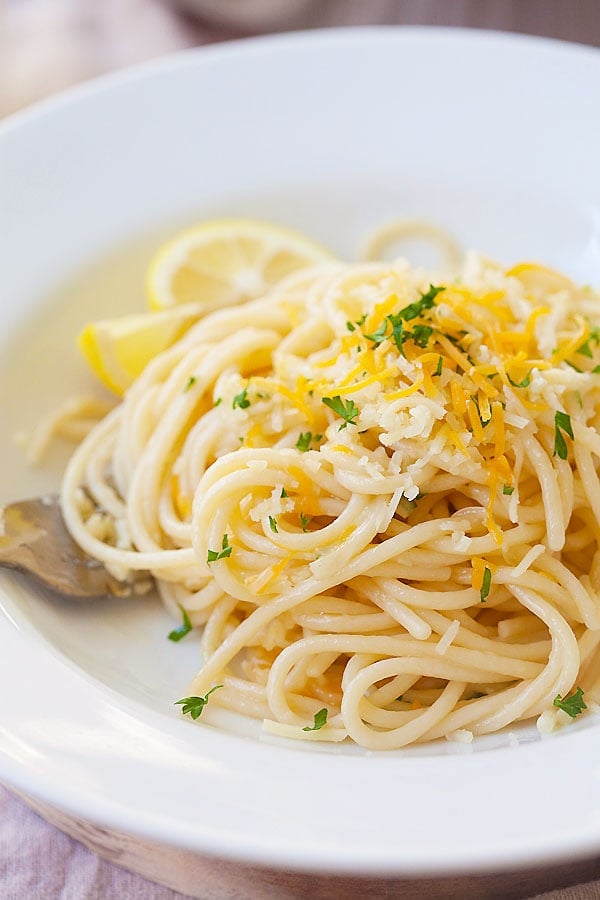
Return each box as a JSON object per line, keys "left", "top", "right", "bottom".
{"left": 410, "top": 324, "right": 434, "bottom": 348}
{"left": 507, "top": 370, "right": 532, "bottom": 389}
{"left": 553, "top": 410, "right": 573, "bottom": 460}
{"left": 268, "top": 515, "right": 278, "bottom": 533}
{"left": 281, "top": 487, "right": 288, "bottom": 498}
{"left": 175, "top": 685, "right": 223, "bottom": 720}
{"left": 565, "top": 359, "right": 583, "bottom": 373}
{"left": 167, "top": 605, "right": 193, "bottom": 642}
{"left": 322, "top": 396, "right": 359, "bottom": 426}
{"left": 397, "top": 284, "right": 444, "bottom": 321}
{"left": 346, "top": 314, "right": 367, "bottom": 332}
{"left": 502, "top": 485, "right": 515, "bottom": 496}
{"left": 302, "top": 707, "right": 328, "bottom": 731}
{"left": 593, "top": 365, "right": 600, "bottom": 374}
{"left": 207, "top": 533, "right": 232, "bottom": 563}
{"left": 296, "top": 431, "right": 322, "bottom": 452}
{"left": 364, "top": 321, "right": 389, "bottom": 344}
{"left": 232, "top": 387, "right": 250, "bottom": 409}
{"left": 480, "top": 566, "right": 492, "bottom": 602}
{"left": 434, "top": 355, "right": 443, "bottom": 376}
{"left": 386, "top": 312, "right": 405, "bottom": 353}
{"left": 184, "top": 376, "right": 196, "bottom": 392}
{"left": 299, "top": 513, "right": 312, "bottom": 532}
{"left": 577, "top": 328, "right": 600, "bottom": 357}
{"left": 214, "top": 397, "right": 222, "bottom": 407}
{"left": 470, "top": 394, "right": 492, "bottom": 427}
{"left": 553, "top": 687, "right": 586, "bottom": 718}
{"left": 296, "top": 431, "right": 312, "bottom": 452}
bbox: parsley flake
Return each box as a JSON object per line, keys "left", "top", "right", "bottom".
{"left": 281, "top": 487, "right": 288, "bottom": 498}
{"left": 299, "top": 513, "right": 312, "bottom": 532}
{"left": 577, "top": 328, "right": 600, "bottom": 357}
{"left": 214, "top": 397, "right": 222, "bottom": 407}
{"left": 175, "top": 685, "right": 223, "bottom": 720}
{"left": 480, "top": 566, "right": 492, "bottom": 602}
{"left": 168, "top": 605, "right": 193, "bottom": 642}
{"left": 502, "top": 485, "right": 515, "bottom": 496}
{"left": 268, "top": 515, "right": 278, "bottom": 533}
{"left": 398, "top": 284, "right": 444, "bottom": 321}
{"left": 303, "top": 708, "right": 328, "bottom": 731}
{"left": 364, "top": 321, "right": 389, "bottom": 344}
{"left": 296, "top": 432, "right": 313, "bottom": 452}
{"left": 184, "top": 376, "right": 197, "bottom": 392}
{"left": 322, "top": 396, "right": 359, "bottom": 426}
{"left": 554, "top": 410, "right": 573, "bottom": 460}
{"left": 383, "top": 312, "right": 406, "bottom": 354}
{"left": 232, "top": 388, "right": 250, "bottom": 410}
{"left": 507, "top": 370, "right": 532, "bottom": 389}
{"left": 207, "top": 533, "right": 232, "bottom": 563}
{"left": 434, "top": 355, "right": 443, "bottom": 376}
{"left": 565, "top": 360, "right": 583, "bottom": 373}
{"left": 346, "top": 314, "right": 367, "bottom": 332}
{"left": 410, "top": 324, "right": 434, "bottom": 348}
{"left": 553, "top": 687, "right": 586, "bottom": 718}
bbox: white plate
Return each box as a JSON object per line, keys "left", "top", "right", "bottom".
{"left": 1, "top": 27, "right": 600, "bottom": 877}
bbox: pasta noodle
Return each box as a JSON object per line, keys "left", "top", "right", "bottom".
{"left": 60, "top": 248, "right": 600, "bottom": 749}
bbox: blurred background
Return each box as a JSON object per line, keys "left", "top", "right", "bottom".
{"left": 0, "top": 0, "right": 599, "bottom": 119}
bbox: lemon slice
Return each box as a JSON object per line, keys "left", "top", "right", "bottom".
{"left": 78, "top": 305, "right": 200, "bottom": 396}
{"left": 146, "top": 218, "right": 334, "bottom": 311}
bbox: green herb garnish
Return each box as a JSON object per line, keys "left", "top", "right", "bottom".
{"left": 184, "top": 376, "right": 196, "bottom": 392}
{"left": 175, "top": 685, "right": 223, "bottom": 720}
{"left": 346, "top": 314, "right": 367, "bottom": 332}
{"left": 410, "top": 324, "right": 434, "bottom": 348}
{"left": 565, "top": 360, "right": 583, "bottom": 373}
{"left": 502, "top": 485, "right": 515, "bottom": 496}
{"left": 554, "top": 410, "right": 573, "bottom": 460}
{"left": 281, "top": 487, "right": 288, "bottom": 498}
{"left": 268, "top": 515, "right": 278, "bottom": 533}
{"left": 299, "top": 513, "right": 312, "bottom": 532}
{"left": 322, "top": 396, "right": 359, "bottom": 426}
{"left": 398, "top": 284, "right": 444, "bottom": 321}
{"left": 507, "top": 370, "right": 532, "bottom": 388}
{"left": 296, "top": 432, "right": 313, "bottom": 452}
{"left": 232, "top": 387, "right": 250, "bottom": 409}
{"left": 480, "top": 566, "right": 492, "bottom": 602}
{"left": 434, "top": 355, "right": 443, "bottom": 376}
{"left": 470, "top": 394, "right": 492, "bottom": 427}
{"left": 207, "top": 533, "right": 232, "bottom": 563}
{"left": 302, "top": 708, "right": 328, "bottom": 731}
{"left": 364, "top": 321, "right": 389, "bottom": 344}
{"left": 214, "top": 397, "right": 222, "bottom": 407}
{"left": 168, "top": 605, "right": 193, "bottom": 642}
{"left": 553, "top": 687, "right": 586, "bottom": 718}
{"left": 385, "top": 312, "right": 405, "bottom": 354}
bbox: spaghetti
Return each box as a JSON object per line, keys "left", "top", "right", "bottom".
{"left": 61, "top": 251, "right": 600, "bottom": 748}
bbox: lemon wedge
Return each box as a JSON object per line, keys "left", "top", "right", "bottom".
{"left": 78, "top": 305, "right": 200, "bottom": 396}
{"left": 146, "top": 218, "right": 334, "bottom": 311}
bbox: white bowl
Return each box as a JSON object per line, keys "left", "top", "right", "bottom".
{"left": 1, "top": 28, "right": 600, "bottom": 893}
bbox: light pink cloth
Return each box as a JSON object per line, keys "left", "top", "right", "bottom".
{"left": 0, "top": 786, "right": 192, "bottom": 900}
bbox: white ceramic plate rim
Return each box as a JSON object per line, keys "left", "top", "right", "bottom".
{"left": 2, "top": 27, "right": 600, "bottom": 876}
